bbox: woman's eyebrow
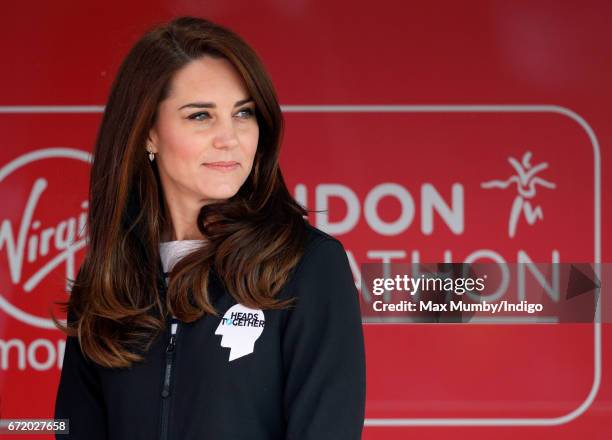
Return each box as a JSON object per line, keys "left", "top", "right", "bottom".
{"left": 178, "top": 98, "right": 253, "bottom": 110}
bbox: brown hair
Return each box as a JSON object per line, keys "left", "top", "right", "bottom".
{"left": 52, "top": 16, "right": 308, "bottom": 368}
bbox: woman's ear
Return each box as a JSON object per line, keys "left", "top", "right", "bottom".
{"left": 147, "top": 128, "right": 159, "bottom": 154}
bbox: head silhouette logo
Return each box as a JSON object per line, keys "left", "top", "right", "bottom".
{"left": 215, "top": 303, "right": 265, "bottom": 361}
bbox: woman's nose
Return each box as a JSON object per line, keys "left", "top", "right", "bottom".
{"left": 212, "top": 118, "right": 239, "bottom": 149}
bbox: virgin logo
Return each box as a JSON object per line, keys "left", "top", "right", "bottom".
{"left": 0, "top": 148, "right": 90, "bottom": 329}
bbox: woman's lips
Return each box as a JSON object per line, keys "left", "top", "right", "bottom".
{"left": 202, "top": 161, "right": 239, "bottom": 172}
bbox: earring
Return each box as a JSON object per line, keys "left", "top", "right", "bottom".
{"left": 147, "top": 148, "right": 155, "bottom": 162}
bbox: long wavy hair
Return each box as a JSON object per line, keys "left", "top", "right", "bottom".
{"left": 53, "top": 16, "right": 308, "bottom": 368}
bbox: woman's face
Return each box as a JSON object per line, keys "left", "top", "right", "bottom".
{"left": 148, "top": 56, "right": 259, "bottom": 209}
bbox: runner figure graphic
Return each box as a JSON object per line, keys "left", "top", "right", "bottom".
{"left": 481, "top": 151, "right": 556, "bottom": 238}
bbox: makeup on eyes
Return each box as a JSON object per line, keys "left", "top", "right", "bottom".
{"left": 187, "top": 107, "right": 255, "bottom": 121}
{"left": 178, "top": 97, "right": 254, "bottom": 110}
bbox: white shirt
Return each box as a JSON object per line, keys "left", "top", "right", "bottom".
{"left": 159, "top": 239, "right": 206, "bottom": 331}
{"left": 159, "top": 239, "right": 206, "bottom": 273}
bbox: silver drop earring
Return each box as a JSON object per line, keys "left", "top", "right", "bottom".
{"left": 147, "top": 148, "right": 155, "bottom": 162}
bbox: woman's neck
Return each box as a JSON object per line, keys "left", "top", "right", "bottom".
{"left": 160, "top": 227, "right": 205, "bottom": 242}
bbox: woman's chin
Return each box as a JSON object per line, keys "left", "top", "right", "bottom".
{"left": 198, "top": 187, "right": 240, "bottom": 202}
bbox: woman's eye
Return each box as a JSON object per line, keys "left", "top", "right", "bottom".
{"left": 188, "top": 112, "right": 210, "bottom": 121}
{"left": 187, "top": 108, "right": 254, "bottom": 122}
{"left": 236, "top": 108, "right": 255, "bottom": 119}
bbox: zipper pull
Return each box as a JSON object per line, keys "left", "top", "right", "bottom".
{"left": 167, "top": 334, "right": 176, "bottom": 352}
{"left": 161, "top": 320, "right": 178, "bottom": 398}
{"left": 161, "top": 342, "right": 175, "bottom": 398}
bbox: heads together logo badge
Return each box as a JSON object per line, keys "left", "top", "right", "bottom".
{"left": 215, "top": 304, "right": 265, "bottom": 361}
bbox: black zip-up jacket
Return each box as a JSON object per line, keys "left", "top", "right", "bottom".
{"left": 54, "top": 225, "right": 366, "bottom": 439}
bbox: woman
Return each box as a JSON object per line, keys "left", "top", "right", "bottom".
{"left": 53, "top": 16, "right": 365, "bottom": 440}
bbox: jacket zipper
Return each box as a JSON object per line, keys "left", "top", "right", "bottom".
{"left": 160, "top": 317, "right": 179, "bottom": 440}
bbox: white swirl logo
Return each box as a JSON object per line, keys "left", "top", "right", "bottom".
{"left": 0, "top": 148, "right": 91, "bottom": 329}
